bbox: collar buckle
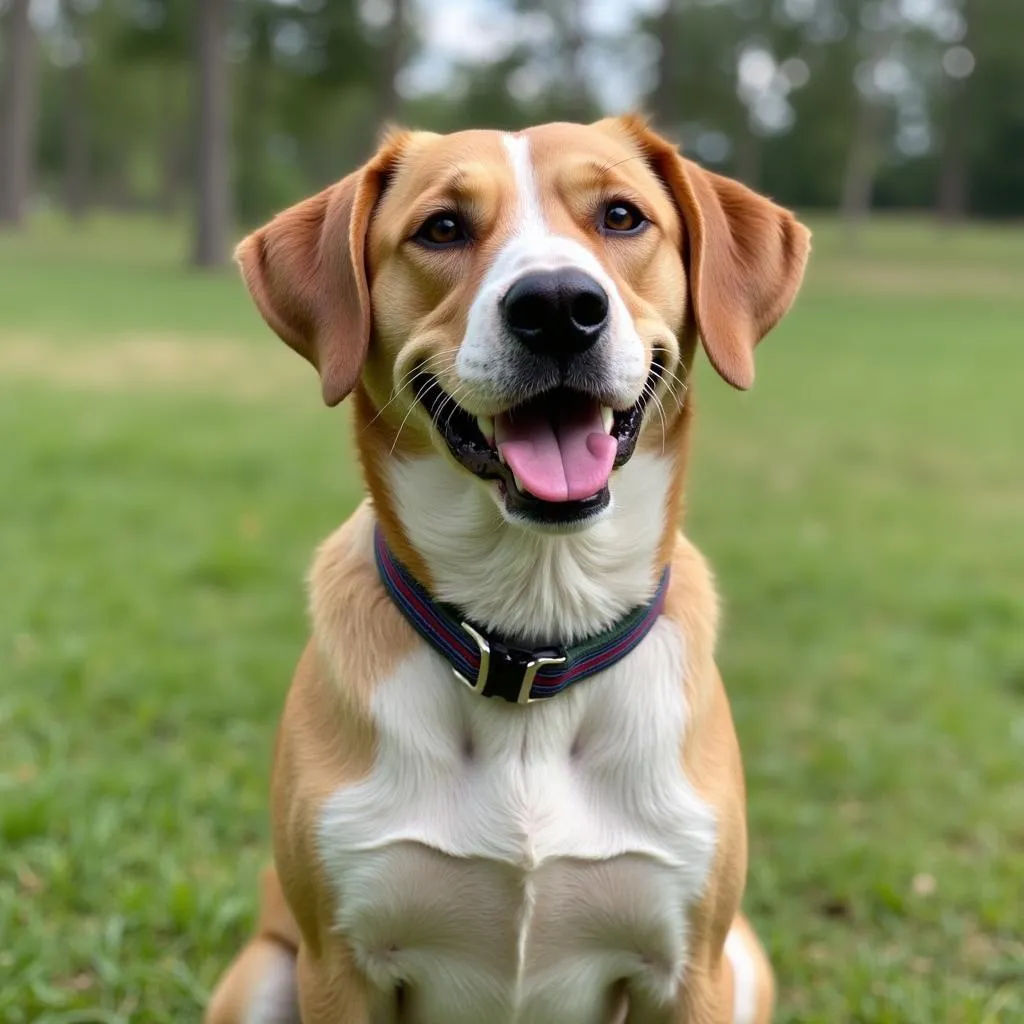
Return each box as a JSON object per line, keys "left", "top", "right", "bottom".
{"left": 455, "top": 622, "right": 567, "bottom": 704}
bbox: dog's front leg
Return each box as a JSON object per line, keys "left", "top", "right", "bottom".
{"left": 296, "top": 939, "right": 373, "bottom": 1024}
{"left": 666, "top": 914, "right": 774, "bottom": 1024}
{"left": 205, "top": 934, "right": 299, "bottom": 1024}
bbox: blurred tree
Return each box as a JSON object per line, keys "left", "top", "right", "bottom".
{"left": 304, "top": 0, "right": 388, "bottom": 165}
{"left": 648, "top": 0, "right": 680, "bottom": 131}
{"left": 0, "top": 0, "right": 38, "bottom": 225}
{"left": 511, "top": 0, "right": 597, "bottom": 123}
{"left": 759, "top": 2, "right": 858, "bottom": 210}
{"left": 192, "top": 0, "right": 231, "bottom": 267}
{"left": 548, "top": 0, "right": 589, "bottom": 122}
{"left": 234, "top": 0, "right": 274, "bottom": 226}
{"left": 644, "top": 0, "right": 795, "bottom": 189}
{"left": 934, "top": 4, "right": 971, "bottom": 221}
{"left": 112, "top": 0, "right": 194, "bottom": 213}
{"left": 8, "top": 0, "right": 1024, "bottom": 224}
{"left": 961, "top": 0, "right": 1024, "bottom": 217}
{"left": 839, "top": 2, "right": 899, "bottom": 228}
{"left": 60, "top": 0, "right": 92, "bottom": 219}
{"left": 375, "top": 0, "right": 409, "bottom": 128}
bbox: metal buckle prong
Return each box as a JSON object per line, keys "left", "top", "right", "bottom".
{"left": 454, "top": 621, "right": 491, "bottom": 694}
{"left": 516, "top": 653, "right": 568, "bottom": 704}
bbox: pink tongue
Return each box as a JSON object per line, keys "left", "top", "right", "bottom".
{"left": 495, "top": 399, "right": 617, "bottom": 503}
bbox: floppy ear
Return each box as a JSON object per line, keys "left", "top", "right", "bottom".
{"left": 234, "top": 142, "right": 400, "bottom": 406}
{"left": 623, "top": 119, "right": 811, "bottom": 389}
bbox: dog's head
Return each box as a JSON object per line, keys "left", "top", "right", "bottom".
{"left": 237, "top": 117, "right": 809, "bottom": 531}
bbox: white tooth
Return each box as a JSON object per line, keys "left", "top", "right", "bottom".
{"left": 477, "top": 416, "right": 494, "bottom": 444}
{"left": 601, "top": 406, "right": 614, "bottom": 433}
{"left": 498, "top": 449, "right": 506, "bottom": 464}
{"left": 512, "top": 472, "right": 526, "bottom": 493}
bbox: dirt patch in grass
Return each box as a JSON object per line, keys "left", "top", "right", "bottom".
{"left": 0, "top": 332, "right": 310, "bottom": 398}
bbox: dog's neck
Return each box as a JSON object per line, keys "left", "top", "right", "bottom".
{"left": 357, "top": 393, "right": 691, "bottom": 646}
{"left": 384, "top": 450, "right": 675, "bottom": 645}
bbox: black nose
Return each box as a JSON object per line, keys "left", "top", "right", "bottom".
{"left": 502, "top": 269, "right": 609, "bottom": 360}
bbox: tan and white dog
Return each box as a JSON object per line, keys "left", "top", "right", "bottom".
{"left": 205, "top": 116, "right": 809, "bottom": 1024}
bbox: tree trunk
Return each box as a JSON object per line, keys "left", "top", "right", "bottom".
{"left": 0, "top": 0, "right": 38, "bottom": 226}
{"left": 158, "top": 65, "right": 186, "bottom": 216}
{"left": 159, "top": 120, "right": 183, "bottom": 216}
{"left": 236, "top": 7, "right": 271, "bottom": 225}
{"left": 374, "top": 0, "right": 407, "bottom": 129}
{"left": 649, "top": 0, "right": 680, "bottom": 128}
{"left": 192, "top": 0, "right": 231, "bottom": 268}
{"left": 562, "top": 0, "right": 589, "bottom": 122}
{"left": 61, "top": 0, "right": 89, "bottom": 220}
{"left": 63, "top": 59, "right": 89, "bottom": 219}
{"left": 937, "top": 82, "right": 969, "bottom": 222}
{"left": 937, "top": 0, "right": 973, "bottom": 222}
{"left": 840, "top": 96, "right": 886, "bottom": 232}
{"left": 840, "top": 24, "right": 900, "bottom": 237}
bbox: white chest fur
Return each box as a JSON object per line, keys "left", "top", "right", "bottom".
{"left": 317, "top": 618, "right": 717, "bottom": 1024}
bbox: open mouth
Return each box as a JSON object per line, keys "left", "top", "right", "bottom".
{"left": 415, "top": 364, "right": 661, "bottom": 524}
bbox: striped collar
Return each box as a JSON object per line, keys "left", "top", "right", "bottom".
{"left": 374, "top": 526, "right": 670, "bottom": 704}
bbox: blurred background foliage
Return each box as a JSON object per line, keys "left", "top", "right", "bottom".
{"left": 1, "top": 0, "right": 1022, "bottom": 267}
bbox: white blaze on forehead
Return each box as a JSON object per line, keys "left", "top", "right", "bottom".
{"left": 502, "top": 133, "right": 546, "bottom": 234}
{"left": 455, "top": 131, "right": 647, "bottom": 403}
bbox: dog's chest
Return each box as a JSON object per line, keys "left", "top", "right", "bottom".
{"left": 317, "top": 620, "right": 716, "bottom": 1024}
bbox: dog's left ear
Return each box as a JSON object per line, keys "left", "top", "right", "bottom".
{"left": 234, "top": 135, "right": 405, "bottom": 406}
{"left": 609, "top": 116, "right": 811, "bottom": 390}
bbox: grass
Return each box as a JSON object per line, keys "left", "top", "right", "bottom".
{"left": 1, "top": 211, "right": 1022, "bottom": 1022}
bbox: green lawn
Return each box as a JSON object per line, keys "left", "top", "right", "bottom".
{"left": 1, "top": 213, "right": 1022, "bottom": 1022}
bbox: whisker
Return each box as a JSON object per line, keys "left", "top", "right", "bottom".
{"left": 654, "top": 392, "right": 669, "bottom": 454}
{"left": 365, "top": 379, "right": 414, "bottom": 428}
{"left": 650, "top": 360, "right": 687, "bottom": 413}
{"left": 443, "top": 387, "right": 468, "bottom": 433}
{"left": 389, "top": 376, "right": 433, "bottom": 455}
{"left": 647, "top": 358, "right": 688, "bottom": 413}
{"left": 436, "top": 391, "right": 458, "bottom": 434}
{"left": 366, "top": 350, "right": 457, "bottom": 428}
{"left": 639, "top": 377, "right": 670, "bottom": 455}
{"left": 655, "top": 363, "right": 687, "bottom": 391}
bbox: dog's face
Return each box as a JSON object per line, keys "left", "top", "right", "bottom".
{"left": 237, "top": 117, "right": 809, "bottom": 530}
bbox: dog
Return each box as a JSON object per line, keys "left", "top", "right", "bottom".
{"left": 204, "top": 115, "right": 809, "bottom": 1024}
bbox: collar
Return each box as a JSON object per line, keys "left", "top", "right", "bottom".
{"left": 374, "top": 526, "right": 670, "bottom": 705}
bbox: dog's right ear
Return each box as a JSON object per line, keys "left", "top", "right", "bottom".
{"left": 234, "top": 137, "right": 405, "bottom": 406}
{"left": 600, "top": 115, "right": 810, "bottom": 391}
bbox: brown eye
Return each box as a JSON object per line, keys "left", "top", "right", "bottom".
{"left": 415, "top": 213, "right": 468, "bottom": 247}
{"left": 603, "top": 202, "right": 647, "bottom": 234}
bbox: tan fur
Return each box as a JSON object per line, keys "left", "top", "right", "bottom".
{"left": 208, "top": 117, "right": 808, "bottom": 1023}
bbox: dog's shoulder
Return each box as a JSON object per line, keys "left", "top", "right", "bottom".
{"left": 664, "top": 531, "right": 721, "bottom": 691}
{"left": 272, "top": 503, "right": 417, "bottom": 878}
{"left": 306, "top": 501, "right": 420, "bottom": 702}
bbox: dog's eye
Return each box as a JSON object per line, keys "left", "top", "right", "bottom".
{"left": 602, "top": 202, "right": 647, "bottom": 234}
{"left": 415, "top": 213, "right": 468, "bottom": 248}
